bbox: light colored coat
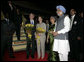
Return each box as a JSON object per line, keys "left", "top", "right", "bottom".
{"left": 36, "top": 22, "right": 46, "bottom": 58}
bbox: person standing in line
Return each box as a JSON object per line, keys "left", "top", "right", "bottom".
{"left": 45, "top": 20, "right": 49, "bottom": 51}
{"left": 69, "top": 9, "right": 80, "bottom": 61}
{"left": 1, "top": 11, "right": 16, "bottom": 60}
{"left": 15, "top": 9, "right": 22, "bottom": 40}
{"left": 47, "top": 16, "right": 57, "bottom": 61}
{"left": 77, "top": 12, "right": 83, "bottom": 61}
{"left": 52, "top": 5, "right": 70, "bottom": 61}
{"left": 36, "top": 16, "right": 46, "bottom": 59}
{"left": 25, "top": 13, "right": 37, "bottom": 59}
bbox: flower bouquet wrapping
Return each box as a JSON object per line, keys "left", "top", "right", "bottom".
{"left": 36, "top": 27, "right": 46, "bottom": 44}
{"left": 25, "top": 24, "right": 34, "bottom": 40}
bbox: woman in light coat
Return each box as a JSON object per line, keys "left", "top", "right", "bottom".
{"left": 36, "top": 16, "right": 46, "bottom": 59}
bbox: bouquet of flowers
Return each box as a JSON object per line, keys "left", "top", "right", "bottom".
{"left": 36, "top": 27, "right": 46, "bottom": 44}
{"left": 36, "top": 27, "right": 45, "bottom": 33}
{"left": 48, "top": 24, "right": 55, "bottom": 41}
{"left": 25, "top": 24, "right": 34, "bottom": 39}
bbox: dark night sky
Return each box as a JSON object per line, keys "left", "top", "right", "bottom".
{"left": 2, "top": 0, "right": 83, "bottom": 17}
{"left": 12, "top": 0, "right": 83, "bottom": 15}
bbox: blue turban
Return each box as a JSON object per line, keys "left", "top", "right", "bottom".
{"left": 56, "top": 5, "right": 66, "bottom": 13}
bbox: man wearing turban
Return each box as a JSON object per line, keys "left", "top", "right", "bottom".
{"left": 52, "top": 5, "right": 71, "bottom": 61}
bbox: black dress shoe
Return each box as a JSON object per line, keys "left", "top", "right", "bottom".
{"left": 26, "top": 55, "right": 29, "bottom": 59}
{"left": 18, "top": 39, "right": 20, "bottom": 41}
{"left": 9, "top": 55, "right": 15, "bottom": 58}
{"left": 31, "top": 55, "right": 34, "bottom": 58}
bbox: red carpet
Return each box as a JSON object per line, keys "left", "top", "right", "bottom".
{"left": 3, "top": 50, "right": 48, "bottom": 61}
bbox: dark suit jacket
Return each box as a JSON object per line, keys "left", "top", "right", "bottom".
{"left": 1, "top": 19, "right": 16, "bottom": 38}
{"left": 1, "top": 1, "right": 17, "bottom": 24}
{"left": 1, "top": 20, "right": 9, "bottom": 42}
{"left": 69, "top": 15, "right": 80, "bottom": 39}
{"left": 15, "top": 14, "right": 22, "bottom": 26}
{"left": 25, "top": 19, "right": 37, "bottom": 39}
{"left": 78, "top": 18, "right": 83, "bottom": 39}
{"left": 1, "top": 19, "right": 16, "bottom": 52}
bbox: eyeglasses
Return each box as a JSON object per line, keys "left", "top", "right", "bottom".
{"left": 56, "top": 9, "right": 61, "bottom": 12}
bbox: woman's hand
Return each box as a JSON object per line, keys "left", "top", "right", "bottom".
{"left": 49, "top": 31, "right": 53, "bottom": 34}
{"left": 36, "top": 32, "right": 41, "bottom": 36}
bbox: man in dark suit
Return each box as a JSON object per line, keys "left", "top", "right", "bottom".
{"left": 1, "top": 1, "right": 17, "bottom": 25}
{"left": 69, "top": 9, "right": 80, "bottom": 61}
{"left": 77, "top": 12, "right": 83, "bottom": 61}
{"left": 2, "top": 1, "right": 22, "bottom": 41}
{"left": 7, "top": 1, "right": 17, "bottom": 23}
{"left": 15, "top": 9, "right": 22, "bottom": 40}
{"left": 1, "top": 12, "right": 16, "bottom": 60}
{"left": 25, "top": 13, "right": 37, "bottom": 59}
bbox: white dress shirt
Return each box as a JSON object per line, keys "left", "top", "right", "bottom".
{"left": 70, "top": 14, "right": 75, "bottom": 29}
{"left": 9, "top": 3, "right": 13, "bottom": 10}
{"left": 57, "top": 16, "right": 70, "bottom": 34}
{"left": 54, "top": 22, "right": 57, "bottom": 32}
{"left": 4, "top": 18, "right": 9, "bottom": 24}
{"left": 30, "top": 20, "right": 34, "bottom": 25}
{"left": 53, "top": 16, "right": 70, "bottom": 55}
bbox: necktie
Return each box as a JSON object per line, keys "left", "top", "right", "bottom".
{"left": 31, "top": 21, "right": 34, "bottom": 25}
{"left": 32, "top": 21, "right": 33, "bottom": 24}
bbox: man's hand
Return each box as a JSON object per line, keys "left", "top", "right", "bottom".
{"left": 52, "top": 32, "right": 58, "bottom": 36}
{"left": 49, "top": 31, "right": 53, "bottom": 34}
{"left": 77, "top": 37, "right": 81, "bottom": 40}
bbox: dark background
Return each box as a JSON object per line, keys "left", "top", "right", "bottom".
{"left": 1, "top": 0, "right": 83, "bottom": 19}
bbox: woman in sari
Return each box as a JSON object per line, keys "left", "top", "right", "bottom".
{"left": 47, "top": 16, "right": 57, "bottom": 61}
